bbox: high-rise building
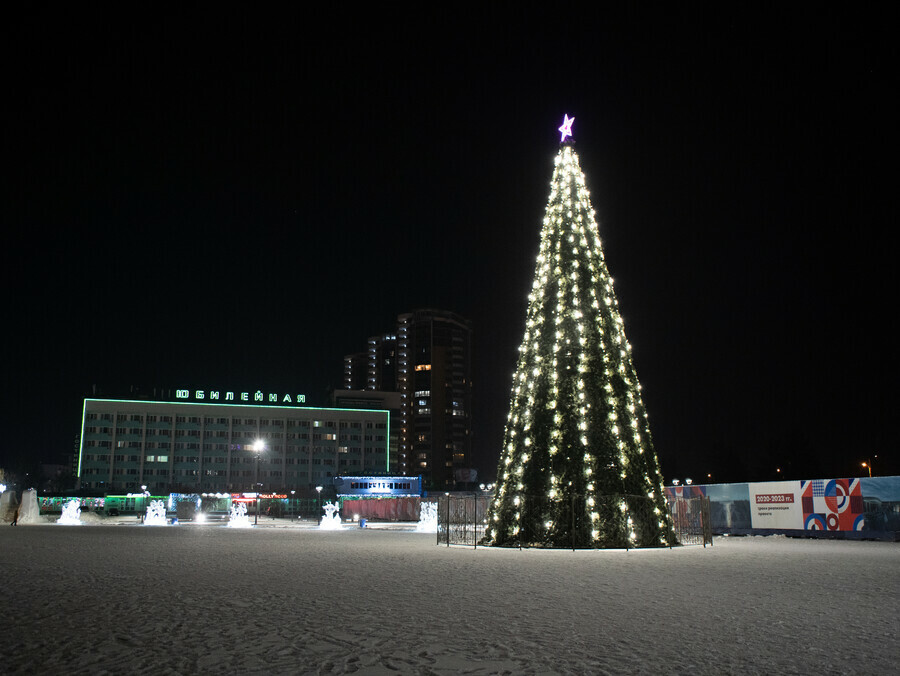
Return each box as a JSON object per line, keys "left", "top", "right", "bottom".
{"left": 341, "top": 309, "right": 472, "bottom": 489}
{"left": 343, "top": 334, "right": 398, "bottom": 392}
{"left": 366, "top": 334, "right": 398, "bottom": 392}
{"left": 343, "top": 352, "right": 368, "bottom": 390}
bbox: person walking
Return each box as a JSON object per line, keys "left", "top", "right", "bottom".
{"left": 10, "top": 505, "right": 19, "bottom": 526}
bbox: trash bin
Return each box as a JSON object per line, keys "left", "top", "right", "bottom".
{"left": 359, "top": 518, "right": 367, "bottom": 528}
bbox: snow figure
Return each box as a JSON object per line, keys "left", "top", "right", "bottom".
{"left": 0, "top": 488, "right": 16, "bottom": 523}
{"left": 144, "top": 500, "right": 168, "bottom": 526}
{"left": 416, "top": 501, "right": 438, "bottom": 533}
{"left": 486, "top": 117, "right": 673, "bottom": 548}
{"left": 227, "top": 501, "right": 252, "bottom": 528}
{"left": 319, "top": 502, "right": 343, "bottom": 530}
{"left": 58, "top": 500, "right": 83, "bottom": 525}
{"left": 16, "top": 489, "right": 41, "bottom": 524}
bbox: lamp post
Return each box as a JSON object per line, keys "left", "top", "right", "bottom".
{"left": 253, "top": 440, "right": 265, "bottom": 525}
{"left": 316, "top": 485, "right": 323, "bottom": 524}
{"left": 141, "top": 485, "right": 148, "bottom": 523}
{"left": 862, "top": 455, "right": 877, "bottom": 478}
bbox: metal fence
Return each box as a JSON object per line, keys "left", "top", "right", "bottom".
{"left": 436, "top": 495, "right": 491, "bottom": 547}
{"left": 668, "top": 496, "right": 713, "bottom": 546}
{"left": 436, "top": 494, "right": 712, "bottom": 548}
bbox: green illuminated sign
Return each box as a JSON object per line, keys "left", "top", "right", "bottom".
{"left": 175, "top": 389, "right": 306, "bottom": 404}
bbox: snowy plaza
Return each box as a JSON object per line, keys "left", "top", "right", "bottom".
{"left": 1, "top": 525, "right": 897, "bottom": 674}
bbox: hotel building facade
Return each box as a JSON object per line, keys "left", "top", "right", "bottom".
{"left": 78, "top": 397, "right": 390, "bottom": 495}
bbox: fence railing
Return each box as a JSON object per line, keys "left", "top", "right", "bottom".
{"left": 436, "top": 495, "right": 491, "bottom": 547}
{"left": 437, "top": 494, "right": 712, "bottom": 548}
{"left": 668, "top": 496, "right": 713, "bottom": 546}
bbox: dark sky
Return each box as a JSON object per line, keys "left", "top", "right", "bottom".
{"left": 4, "top": 5, "right": 896, "bottom": 483}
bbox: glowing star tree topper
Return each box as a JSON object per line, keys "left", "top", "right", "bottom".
{"left": 558, "top": 114, "right": 574, "bottom": 142}
{"left": 485, "top": 119, "right": 673, "bottom": 549}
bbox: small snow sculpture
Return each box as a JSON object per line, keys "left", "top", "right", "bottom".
{"left": 227, "top": 501, "right": 252, "bottom": 528}
{"left": 58, "top": 500, "right": 83, "bottom": 525}
{"left": 319, "top": 502, "right": 343, "bottom": 530}
{"left": 416, "top": 501, "right": 438, "bottom": 533}
{"left": 144, "top": 500, "right": 168, "bottom": 526}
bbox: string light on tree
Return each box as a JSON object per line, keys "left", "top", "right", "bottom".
{"left": 485, "top": 115, "right": 673, "bottom": 548}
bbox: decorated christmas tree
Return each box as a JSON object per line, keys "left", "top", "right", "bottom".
{"left": 486, "top": 116, "right": 672, "bottom": 548}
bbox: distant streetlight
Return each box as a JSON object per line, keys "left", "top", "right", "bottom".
{"left": 253, "top": 440, "right": 265, "bottom": 524}
{"left": 316, "top": 485, "right": 323, "bottom": 523}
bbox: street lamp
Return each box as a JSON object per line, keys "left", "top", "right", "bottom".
{"left": 253, "top": 440, "right": 265, "bottom": 524}
{"left": 315, "top": 486, "right": 323, "bottom": 524}
{"left": 861, "top": 455, "right": 877, "bottom": 478}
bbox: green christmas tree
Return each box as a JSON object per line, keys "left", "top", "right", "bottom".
{"left": 486, "top": 116, "right": 672, "bottom": 548}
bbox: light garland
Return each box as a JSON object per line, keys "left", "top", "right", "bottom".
{"left": 487, "top": 121, "right": 671, "bottom": 548}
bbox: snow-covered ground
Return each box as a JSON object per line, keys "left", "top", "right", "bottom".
{"left": 1, "top": 524, "right": 897, "bottom": 674}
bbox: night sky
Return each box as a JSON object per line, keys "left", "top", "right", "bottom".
{"left": 4, "top": 6, "right": 895, "bottom": 483}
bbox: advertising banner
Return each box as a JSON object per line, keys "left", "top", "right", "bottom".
{"left": 749, "top": 481, "right": 803, "bottom": 529}
{"left": 799, "top": 478, "right": 865, "bottom": 531}
{"left": 672, "top": 476, "right": 897, "bottom": 538}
